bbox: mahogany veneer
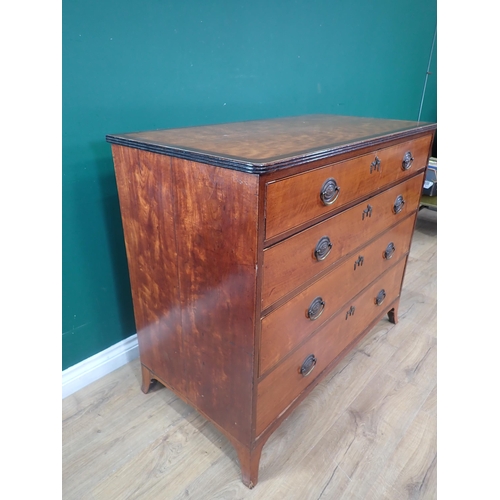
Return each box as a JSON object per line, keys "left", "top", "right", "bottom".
{"left": 107, "top": 114, "right": 436, "bottom": 488}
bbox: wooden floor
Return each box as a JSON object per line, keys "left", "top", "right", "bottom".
{"left": 62, "top": 208, "right": 437, "bottom": 500}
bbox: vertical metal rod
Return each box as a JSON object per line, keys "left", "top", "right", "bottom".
{"left": 418, "top": 26, "right": 437, "bottom": 122}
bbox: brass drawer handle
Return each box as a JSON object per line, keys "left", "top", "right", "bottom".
{"left": 300, "top": 354, "right": 317, "bottom": 377}
{"left": 307, "top": 297, "right": 325, "bottom": 321}
{"left": 320, "top": 178, "right": 340, "bottom": 205}
{"left": 384, "top": 242, "right": 396, "bottom": 260}
{"left": 375, "top": 289, "right": 386, "bottom": 306}
{"left": 314, "top": 236, "right": 333, "bottom": 261}
{"left": 393, "top": 195, "right": 405, "bottom": 214}
{"left": 370, "top": 156, "right": 381, "bottom": 173}
{"left": 402, "top": 151, "right": 414, "bottom": 170}
{"left": 346, "top": 305, "right": 356, "bottom": 319}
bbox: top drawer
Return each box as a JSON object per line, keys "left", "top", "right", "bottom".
{"left": 265, "top": 134, "right": 432, "bottom": 240}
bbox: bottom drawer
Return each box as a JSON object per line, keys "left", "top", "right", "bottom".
{"left": 256, "top": 257, "right": 407, "bottom": 436}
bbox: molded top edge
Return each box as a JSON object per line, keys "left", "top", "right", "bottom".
{"left": 106, "top": 114, "right": 436, "bottom": 173}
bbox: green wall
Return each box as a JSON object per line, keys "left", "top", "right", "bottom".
{"left": 62, "top": 0, "right": 437, "bottom": 370}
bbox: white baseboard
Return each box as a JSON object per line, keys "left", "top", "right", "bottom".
{"left": 62, "top": 334, "right": 139, "bottom": 399}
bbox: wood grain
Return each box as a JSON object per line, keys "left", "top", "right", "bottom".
{"left": 113, "top": 146, "right": 260, "bottom": 446}
{"left": 265, "top": 134, "right": 431, "bottom": 239}
{"left": 112, "top": 145, "right": 186, "bottom": 396}
{"left": 170, "top": 157, "right": 259, "bottom": 445}
{"left": 262, "top": 173, "right": 424, "bottom": 309}
{"left": 259, "top": 214, "right": 416, "bottom": 376}
{"left": 256, "top": 258, "right": 408, "bottom": 436}
{"left": 106, "top": 115, "right": 435, "bottom": 173}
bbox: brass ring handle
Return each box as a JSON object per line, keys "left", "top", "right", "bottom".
{"left": 320, "top": 178, "right": 340, "bottom": 205}
{"left": 307, "top": 297, "right": 325, "bottom": 321}
{"left": 375, "top": 289, "right": 386, "bottom": 306}
{"left": 314, "top": 236, "right": 333, "bottom": 261}
{"left": 300, "top": 354, "right": 317, "bottom": 377}
{"left": 393, "top": 195, "right": 405, "bottom": 214}
{"left": 384, "top": 242, "right": 396, "bottom": 260}
{"left": 402, "top": 151, "right": 414, "bottom": 170}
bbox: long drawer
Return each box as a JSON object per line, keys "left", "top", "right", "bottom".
{"left": 256, "top": 257, "right": 407, "bottom": 436}
{"left": 265, "top": 135, "right": 431, "bottom": 239}
{"left": 259, "top": 213, "right": 416, "bottom": 376}
{"left": 262, "top": 173, "right": 424, "bottom": 309}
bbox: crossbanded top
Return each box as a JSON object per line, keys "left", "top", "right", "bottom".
{"left": 106, "top": 114, "right": 436, "bottom": 174}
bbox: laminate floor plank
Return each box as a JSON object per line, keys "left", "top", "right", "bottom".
{"left": 365, "top": 397, "right": 437, "bottom": 500}
{"left": 90, "top": 412, "right": 227, "bottom": 500}
{"left": 317, "top": 369, "right": 435, "bottom": 499}
{"left": 63, "top": 363, "right": 197, "bottom": 500}
{"left": 62, "top": 209, "right": 436, "bottom": 499}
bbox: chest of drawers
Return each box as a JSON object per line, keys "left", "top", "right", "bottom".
{"left": 107, "top": 114, "right": 436, "bottom": 488}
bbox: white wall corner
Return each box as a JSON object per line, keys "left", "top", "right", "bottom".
{"left": 62, "top": 334, "right": 139, "bottom": 399}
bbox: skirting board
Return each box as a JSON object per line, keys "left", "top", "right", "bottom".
{"left": 62, "top": 334, "right": 139, "bottom": 399}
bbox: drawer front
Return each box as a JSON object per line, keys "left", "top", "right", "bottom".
{"left": 265, "top": 134, "right": 431, "bottom": 240}
{"left": 259, "top": 213, "right": 415, "bottom": 376}
{"left": 256, "top": 258, "right": 407, "bottom": 436}
{"left": 262, "top": 173, "right": 424, "bottom": 309}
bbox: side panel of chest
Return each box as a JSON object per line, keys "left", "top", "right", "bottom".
{"left": 112, "top": 145, "right": 260, "bottom": 444}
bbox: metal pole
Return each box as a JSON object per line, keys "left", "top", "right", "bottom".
{"left": 418, "top": 26, "right": 437, "bottom": 122}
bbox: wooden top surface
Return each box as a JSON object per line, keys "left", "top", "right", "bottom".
{"left": 106, "top": 114, "right": 436, "bottom": 174}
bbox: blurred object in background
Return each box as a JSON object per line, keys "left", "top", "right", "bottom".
{"left": 420, "top": 156, "right": 437, "bottom": 211}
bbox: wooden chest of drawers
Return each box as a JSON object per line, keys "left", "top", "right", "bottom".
{"left": 107, "top": 114, "right": 436, "bottom": 488}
